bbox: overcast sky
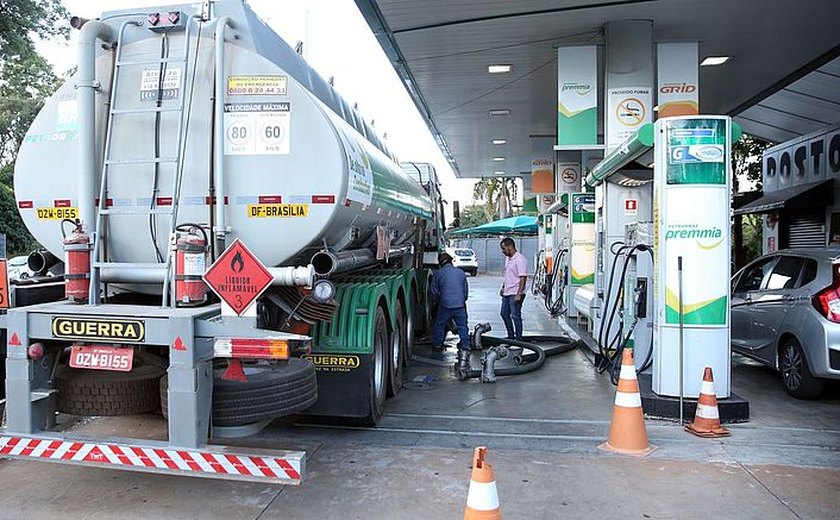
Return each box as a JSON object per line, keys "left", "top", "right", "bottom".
{"left": 37, "top": 0, "right": 478, "bottom": 223}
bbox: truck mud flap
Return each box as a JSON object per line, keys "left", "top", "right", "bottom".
{"left": 300, "top": 352, "right": 372, "bottom": 418}
{"left": 0, "top": 434, "right": 305, "bottom": 485}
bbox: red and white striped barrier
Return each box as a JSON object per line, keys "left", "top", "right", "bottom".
{"left": 0, "top": 436, "right": 304, "bottom": 484}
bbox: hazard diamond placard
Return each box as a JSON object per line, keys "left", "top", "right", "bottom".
{"left": 203, "top": 239, "right": 273, "bottom": 316}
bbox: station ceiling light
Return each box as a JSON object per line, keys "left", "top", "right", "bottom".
{"left": 489, "top": 109, "right": 510, "bottom": 116}
{"left": 701, "top": 56, "right": 730, "bottom": 66}
{"left": 488, "top": 64, "right": 512, "bottom": 74}
{"left": 492, "top": 139, "right": 507, "bottom": 145}
{"left": 492, "top": 157, "right": 505, "bottom": 162}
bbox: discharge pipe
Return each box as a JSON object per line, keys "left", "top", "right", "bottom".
{"left": 102, "top": 264, "right": 315, "bottom": 287}
{"left": 311, "top": 249, "right": 376, "bottom": 276}
{"left": 27, "top": 250, "right": 60, "bottom": 275}
{"left": 213, "top": 16, "right": 236, "bottom": 255}
{"left": 77, "top": 20, "right": 115, "bottom": 232}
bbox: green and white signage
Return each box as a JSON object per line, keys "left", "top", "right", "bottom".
{"left": 557, "top": 46, "right": 598, "bottom": 147}
{"left": 569, "top": 193, "right": 595, "bottom": 285}
{"left": 653, "top": 116, "right": 731, "bottom": 398}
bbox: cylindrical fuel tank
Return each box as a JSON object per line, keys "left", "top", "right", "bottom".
{"left": 13, "top": 1, "right": 432, "bottom": 285}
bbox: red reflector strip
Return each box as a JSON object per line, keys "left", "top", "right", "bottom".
{"left": 17, "top": 201, "right": 33, "bottom": 209}
{"left": 95, "top": 198, "right": 114, "bottom": 207}
{"left": 156, "top": 197, "right": 173, "bottom": 206}
{"left": 205, "top": 196, "right": 229, "bottom": 205}
{"left": 311, "top": 195, "right": 336, "bottom": 204}
{"left": 258, "top": 195, "right": 282, "bottom": 204}
{"left": 0, "top": 436, "right": 303, "bottom": 483}
{"left": 54, "top": 199, "right": 71, "bottom": 208}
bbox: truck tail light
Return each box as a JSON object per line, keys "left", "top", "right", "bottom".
{"left": 214, "top": 338, "right": 292, "bottom": 360}
{"left": 813, "top": 263, "right": 840, "bottom": 323}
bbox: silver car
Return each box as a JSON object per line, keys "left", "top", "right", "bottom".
{"left": 731, "top": 248, "right": 840, "bottom": 398}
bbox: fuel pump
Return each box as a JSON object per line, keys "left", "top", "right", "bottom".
{"left": 590, "top": 169, "right": 653, "bottom": 372}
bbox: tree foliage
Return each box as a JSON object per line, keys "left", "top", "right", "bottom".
{"left": 458, "top": 204, "right": 490, "bottom": 229}
{"left": 0, "top": 0, "right": 68, "bottom": 254}
{"left": 472, "top": 178, "right": 519, "bottom": 221}
{"left": 732, "top": 133, "right": 770, "bottom": 192}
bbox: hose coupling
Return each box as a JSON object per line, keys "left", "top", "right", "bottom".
{"left": 455, "top": 347, "right": 471, "bottom": 381}
{"left": 480, "top": 346, "right": 509, "bottom": 384}
{"left": 470, "top": 322, "right": 492, "bottom": 350}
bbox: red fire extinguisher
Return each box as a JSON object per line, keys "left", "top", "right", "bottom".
{"left": 175, "top": 225, "right": 208, "bottom": 306}
{"left": 63, "top": 219, "right": 91, "bottom": 302}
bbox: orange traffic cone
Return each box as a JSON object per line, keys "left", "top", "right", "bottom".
{"left": 464, "top": 447, "right": 501, "bottom": 520}
{"left": 599, "top": 349, "right": 656, "bottom": 456}
{"left": 685, "top": 366, "right": 730, "bottom": 438}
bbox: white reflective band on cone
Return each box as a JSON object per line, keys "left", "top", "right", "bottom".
{"left": 619, "top": 364, "right": 637, "bottom": 381}
{"left": 701, "top": 380, "right": 715, "bottom": 395}
{"left": 466, "top": 481, "right": 500, "bottom": 510}
{"left": 696, "top": 403, "right": 719, "bottom": 419}
{"left": 614, "top": 391, "right": 642, "bottom": 408}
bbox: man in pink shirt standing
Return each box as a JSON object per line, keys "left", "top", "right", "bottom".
{"left": 499, "top": 237, "right": 527, "bottom": 340}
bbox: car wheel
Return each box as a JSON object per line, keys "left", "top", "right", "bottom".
{"left": 779, "top": 337, "right": 825, "bottom": 399}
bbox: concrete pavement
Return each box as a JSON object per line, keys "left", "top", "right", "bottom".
{"left": 0, "top": 274, "right": 838, "bottom": 519}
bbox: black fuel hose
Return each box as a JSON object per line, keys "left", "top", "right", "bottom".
{"left": 507, "top": 335, "right": 579, "bottom": 364}
{"left": 459, "top": 335, "right": 578, "bottom": 379}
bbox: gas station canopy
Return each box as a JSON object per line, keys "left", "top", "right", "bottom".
{"left": 355, "top": 0, "right": 840, "bottom": 178}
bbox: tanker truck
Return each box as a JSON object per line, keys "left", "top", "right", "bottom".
{"left": 0, "top": 0, "right": 443, "bottom": 484}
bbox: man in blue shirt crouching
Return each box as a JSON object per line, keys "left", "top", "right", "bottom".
{"left": 430, "top": 251, "right": 470, "bottom": 352}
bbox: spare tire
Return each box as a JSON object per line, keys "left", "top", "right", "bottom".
{"left": 55, "top": 357, "right": 165, "bottom": 416}
{"left": 161, "top": 358, "right": 318, "bottom": 426}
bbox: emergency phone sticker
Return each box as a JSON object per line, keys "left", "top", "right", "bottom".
{"left": 223, "top": 103, "right": 290, "bottom": 155}
{"left": 140, "top": 68, "right": 182, "bottom": 101}
{"left": 227, "top": 75, "right": 287, "bottom": 96}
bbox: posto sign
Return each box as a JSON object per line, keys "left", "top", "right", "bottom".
{"left": 763, "top": 125, "right": 840, "bottom": 192}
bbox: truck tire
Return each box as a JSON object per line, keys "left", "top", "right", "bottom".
{"left": 55, "top": 360, "right": 165, "bottom": 416}
{"left": 403, "top": 287, "right": 418, "bottom": 367}
{"left": 161, "top": 358, "right": 318, "bottom": 426}
{"left": 359, "top": 306, "right": 389, "bottom": 426}
{"left": 388, "top": 298, "right": 406, "bottom": 397}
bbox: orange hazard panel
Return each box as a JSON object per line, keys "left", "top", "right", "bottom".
{"left": 0, "top": 259, "right": 9, "bottom": 309}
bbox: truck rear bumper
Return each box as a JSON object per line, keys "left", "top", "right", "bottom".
{"left": 0, "top": 432, "right": 305, "bottom": 485}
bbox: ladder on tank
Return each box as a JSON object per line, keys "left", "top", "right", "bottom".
{"left": 90, "top": 19, "right": 198, "bottom": 306}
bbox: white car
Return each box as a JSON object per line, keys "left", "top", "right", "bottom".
{"left": 446, "top": 247, "right": 478, "bottom": 276}
{"left": 6, "top": 256, "right": 33, "bottom": 280}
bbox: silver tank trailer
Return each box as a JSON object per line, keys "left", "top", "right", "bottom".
{"left": 14, "top": 1, "right": 432, "bottom": 287}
